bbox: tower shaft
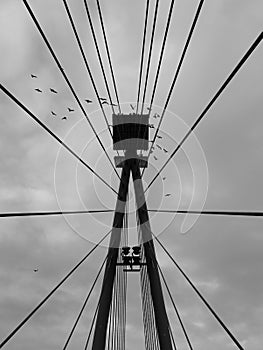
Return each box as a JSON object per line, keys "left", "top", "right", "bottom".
{"left": 131, "top": 159, "right": 173, "bottom": 350}
{"left": 92, "top": 163, "right": 130, "bottom": 350}
{"left": 92, "top": 157, "right": 173, "bottom": 349}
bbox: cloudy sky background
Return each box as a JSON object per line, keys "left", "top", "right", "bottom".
{"left": 0, "top": 0, "right": 263, "bottom": 349}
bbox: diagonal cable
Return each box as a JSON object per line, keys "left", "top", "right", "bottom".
{"left": 62, "top": 0, "right": 116, "bottom": 147}
{"left": 84, "top": 249, "right": 121, "bottom": 350}
{"left": 84, "top": 301, "right": 100, "bottom": 349}
{"left": 140, "top": 0, "right": 176, "bottom": 176}
{"left": 153, "top": 233, "right": 245, "bottom": 350}
{"left": 148, "top": 0, "right": 176, "bottom": 112}
{"left": 96, "top": 0, "right": 121, "bottom": 114}
{"left": 22, "top": 0, "right": 120, "bottom": 181}
{"left": 145, "top": 31, "right": 263, "bottom": 191}
{"left": 0, "top": 83, "right": 117, "bottom": 195}
{"left": 136, "top": 0, "right": 150, "bottom": 114}
{"left": 143, "top": 0, "right": 205, "bottom": 178}
{"left": 0, "top": 229, "right": 112, "bottom": 349}
{"left": 140, "top": 0, "right": 160, "bottom": 115}
{"left": 83, "top": 0, "right": 116, "bottom": 116}
{"left": 157, "top": 263, "right": 193, "bottom": 350}
{"left": 63, "top": 254, "right": 107, "bottom": 349}
{"left": 148, "top": 209, "right": 263, "bottom": 217}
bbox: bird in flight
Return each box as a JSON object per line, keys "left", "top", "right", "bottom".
{"left": 85, "top": 99, "right": 92, "bottom": 104}
{"left": 31, "top": 74, "right": 37, "bottom": 78}
{"left": 99, "top": 97, "right": 107, "bottom": 101}
{"left": 130, "top": 104, "right": 135, "bottom": 110}
{"left": 156, "top": 144, "right": 162, "bottom": 150}
{"left": 157, "top": 135, "right": 162, "bottom": 139}
{"left": 102, "top": 100, "right": 109, "bottom": 105}
{"left": 153, "top": 156, "right": 158, "bottom": 161}
{"left": 51, "top": 111, "right": 57, "bottom": 116}
{"left": 62, "top": 116, "right": 67, "bottom": 120}
{"left": 165, "top": 193, "right": 171, "bottom": 197}
{"left": 110, "top": 103, "right": 118, "bottom": 107}
{"left": 68, "top": 107, "right": 74, "bottom": 112}
{"left": 163, "top": 148, "right": 168, "bottom": 153}
{"left": 35, "top": 88, "right": 42, "bottom": 93}
{"left": 50, "top": 88, "right": 58, "bottom": 94}
{"left": 153, "top": 113, "right": 158, "bottom": 119}
{"left": 149, "top": 124, "right": 155, "bottom": 129}
{"left": 33, "top": 268, "right": 38, "bottom": 272}
{"left": 162, "top": 177, "right": 166, "bottom": 180}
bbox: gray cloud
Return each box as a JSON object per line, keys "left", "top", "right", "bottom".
{"left": 0, "top": 0, "right": 263, "bottom": 349}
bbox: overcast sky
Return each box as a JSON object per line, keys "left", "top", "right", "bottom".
{"left": 0, "top": 0, "right": 263, "bottom": 349}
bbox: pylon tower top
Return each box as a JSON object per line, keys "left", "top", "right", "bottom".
{"left": 113, "top": 113, "right": 149, "bottom": 168}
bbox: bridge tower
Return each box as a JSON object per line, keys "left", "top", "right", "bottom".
{"left": 91, "top": 113, "right": 173, "bottom": 349}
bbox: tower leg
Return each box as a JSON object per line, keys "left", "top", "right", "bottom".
{"left": 92, "top": 162, "right": 131, "bottom": 350}
{"left": 131, "top": 158, "right": 173, "bottom": 350}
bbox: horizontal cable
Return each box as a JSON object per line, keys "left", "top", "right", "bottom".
{"left": 153, "top": 233, "right": 245, "bottom": 350}
{"left": 63, "top": 254, "right": 108, "bottom": 349}
{"left": 148, "top": 209, "right": 263, "bottom": 217}
{"left": 22, "top": 0, "right": 120, "bottom": 181}
{"left": 0, "top": 229, "right": 112, "bottom": 349}
{"left": 0, "top": 83, "right": 117, "bottom": 195}
{"left": 145, "top": 31, "right": 263, "bottom": 192}
{"left": 0, "top": 210, "right": 114, "bottom": 218}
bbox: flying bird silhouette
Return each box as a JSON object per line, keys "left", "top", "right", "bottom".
{"left": 153, "top": 156, "right": 158, "bottom": 161}
{"left": 165, "top": 193, "right": 171, "bottom": 197}
{"left": 50, "top": 88, "right": 58, "bottom": 94}
{"left": 62, "top": 116, "right": 67, "bottom": 120}
{"left": 110, "top": 103, "right": 118, "bottom": 107}
{"left": 149, "top": 124, "right": 155, "bottom": 129}
{"left": 162, "top": 177, "right": 166, "bottom": 180}
{"left": 101, "top": 100, "right": 109, "bottom": 105}
{"left": 163, "top": 148, "right": 168, "bottom": 153}
{"left": 157, "top": 135, "right": 162, "bottom": 139}
{"left": 99, "top": 97, "right": 107, "bottom": 101}
{"left": 85, "top": 99, "right": 92, "bottom": 104}
{"left": 156, "top": 144, "right": 162, "bottom": 150}
{"left": 51, "top": 111, "right": 57, "bottom": 116}
{"left": 31, "top": 74, "right": 37, "bottom": 78}
{"left": 33, "top": 268, "right": 38, "bottom": 272}
{"left": 68, "top": 107, "right": 74, "bottom": 112}
{"left": 130, "top": 104, "right": 135, "bottom": 110}
{"left": 35, "top": 88, "right": 42, "bottom": 93}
